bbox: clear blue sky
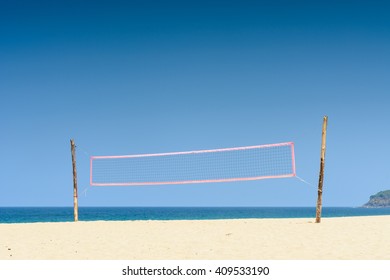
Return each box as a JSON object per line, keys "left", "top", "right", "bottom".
{"left": 1, "top": 0, "right": 390, "bottom": 207}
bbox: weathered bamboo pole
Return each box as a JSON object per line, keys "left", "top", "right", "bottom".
{"left": 316, "top": 116, "right": 328, "bottom": 223}
{"left": 70, "top": 139, "right": 79, "bottom": 222}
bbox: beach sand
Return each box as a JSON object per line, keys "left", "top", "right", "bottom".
{"left": 1, "top": 216, "right": 390, "bottom": 260}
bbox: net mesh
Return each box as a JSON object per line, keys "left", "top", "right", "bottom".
{"left": 90, "top": 142, "right": 295, "bottom": 186}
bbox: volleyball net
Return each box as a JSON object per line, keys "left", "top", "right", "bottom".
{"left": 90, "top": 142, "right": 296, "bottom": 186}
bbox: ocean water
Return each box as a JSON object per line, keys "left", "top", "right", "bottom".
{"left": 1, "top": 207, "right": 390, "bottom": 224}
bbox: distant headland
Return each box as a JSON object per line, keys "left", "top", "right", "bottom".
{"left": 362, "top": 190, "right": 390, "bottom": 208}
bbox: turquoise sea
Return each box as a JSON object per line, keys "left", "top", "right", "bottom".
{"left": 1, "top": 207, "right": 390, "bottom": 223}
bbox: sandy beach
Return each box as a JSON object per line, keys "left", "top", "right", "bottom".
{"left": 1, "top": 216, "right": 390, "bottom": 260}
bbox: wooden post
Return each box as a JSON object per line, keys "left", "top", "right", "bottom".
{"left": 316, "top": 116, "right": 328, "bottom": 223}
{"left": 70, "top": 139, "right": 78, "bottom": 222}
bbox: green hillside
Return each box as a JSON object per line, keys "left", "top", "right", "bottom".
{"left": 362, "top": 190, "right": 390, "bottom": 208}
